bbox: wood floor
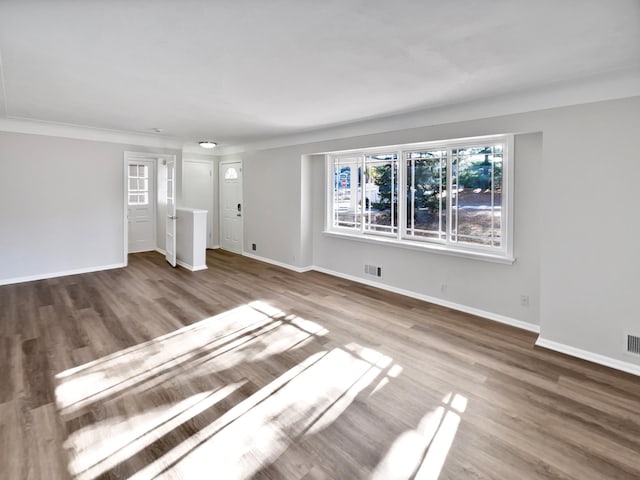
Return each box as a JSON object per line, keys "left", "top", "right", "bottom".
{"left": 1, "top": 250, "right": 639, "bottom": 480}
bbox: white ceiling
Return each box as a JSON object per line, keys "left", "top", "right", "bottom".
{"left": 0, "top": 0, "right": 638, "bottom": 147}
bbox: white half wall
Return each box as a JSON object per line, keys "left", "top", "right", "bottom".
{"left": 0, "top": 131, "right": 180, "bottom": 284}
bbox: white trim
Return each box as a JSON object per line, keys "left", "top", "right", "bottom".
{"left": 0, "top": 263, "right": 126, "bottom": 286}
{"left": 238, "top": 252, "right": 537, "bottom": 333}
{"left": 322, "top": 231, "right": 515, "bottom": 264}
{"left": 155, "top": 248, "right": 167, "bottom": 255}
{"left": 219, "top": 159, "right": 244, "bottom": 254}
{"left": 312, "top": 265, "right": 540, "bottom": 333}
{"left": 535, "top": 337, "right": 640, "bottom": 377}
{"left": 324, "top": 134, "right": 515, "bottom": 263}
{"left": 0, "top": 117, "right": 184, "bottom": 149}
{"left": 209, "top": 245, "right": 221, "bottom": 249}
{"left": 241, "top": 252, "right": 314, "bottom": 273}
{"left": 176, "top": 260, "right": 208, "bottom": 272}
{"left": 124, "top": 152, "right": 176, "bottom": 265}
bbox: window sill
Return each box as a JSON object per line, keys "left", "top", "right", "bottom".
{"left": 322, "top": 230, "right": 515, "bottom": 264}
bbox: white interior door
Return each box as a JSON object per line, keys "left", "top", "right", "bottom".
{"left": 220, "top": 162, "right": 243, "bottom": 253}
{"left": 127, "top": 160, "right": 156, "bottom": 253}
{"left": 182, "top": 159, "right": 214, "bottom": 248}
{"left": 166, "top": 158, "right": 177, "bottom": 267}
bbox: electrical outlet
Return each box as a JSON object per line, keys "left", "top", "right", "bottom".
{"left": 252, "top": 243, "right": 256, "bottom": 251}
{"left": 520, "top": 295, "right": 529, "bottom": 307}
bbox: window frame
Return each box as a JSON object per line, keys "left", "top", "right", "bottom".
{"left": 128, "top": 163, "right": 151, "bottom": 206}
{"left": 324, "top": 134, "right": 515, "bottom": 263}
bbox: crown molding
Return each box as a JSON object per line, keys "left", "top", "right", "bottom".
{"left": 0, "top": 116, "right": 185, "bottom": 150}
{"left": 217, "top": 66, "right": 640, "bottom": 156}
{"left": 2, "top": 66, "right": 638, "bottom": 156}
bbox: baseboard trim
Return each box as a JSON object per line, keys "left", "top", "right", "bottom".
{"left": 535, "top": 337, "right": 640, "bottom": 376}
{"left": 209, "top": 245, "right": 221, "bottom": 250}
{"left": 235, "top": 254, "right": 539, "bottom": 333}
{"left": 155, "top": 248, "right": 167, "bottom": 255}
{"left": 176, "top": 260, "right": 208, "bottom": 272}
{"left": 241, "top": 252, "right": 314, "bottom": 273}
{"left": 0, "top": 263, "right": 126, "bottom": 286}
{"left": 311, "top": 266, "right": 540, "bottom": 334}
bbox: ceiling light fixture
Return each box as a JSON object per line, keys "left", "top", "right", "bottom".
{"left": 199, "top": 141, "right": 217, "bottom": 149}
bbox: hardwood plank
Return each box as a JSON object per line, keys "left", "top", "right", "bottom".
{"left": 0, "top": 250, "right": 638, "bottom": 480}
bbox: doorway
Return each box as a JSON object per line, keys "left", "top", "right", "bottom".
{"left": 123, "top": 152, "right": 176, "bottom": 265}
{"left": 127, "top": 158, "right": 156, "bottom": 253}
{"left": 183, "top": 158, "right": 215, "bottom": 248}
{"left": 219, "top": 161, "right": 243, "bottom": 253}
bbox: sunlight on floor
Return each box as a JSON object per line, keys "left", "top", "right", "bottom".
{"left": 55, "top": 301, "right": 336, "bottom": 479}
{"left": 53, "top": 301, "right": 413, "bottom": 480}
{"left": 371, "top": 392, "right": 467, "bottom": 480}
{"left": 127, "top": 346, "right": 388, "bottom": 479}
{"left": 53, "top": 296, "right": 470, "bottom": 480}
{"left": 55, "top": 301, "right": 327, "bottom": 416}
{"left": 68, "top": 383, "right": 245, "bottom": 480}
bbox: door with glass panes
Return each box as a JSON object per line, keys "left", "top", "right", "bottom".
{"left": 127, "top": 159, "right": 156, "bottom": 253}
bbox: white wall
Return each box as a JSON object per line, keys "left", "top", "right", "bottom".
{"left": 3, "top": 96, "right": 638, "bottom": 371}
{"left": 0, "top": 131, "right": 180, "bottom": 283}
{"left": 182, "top": 154, "right": 218, "bottom": 248}
{"left": 242, "top": 151, "right": 303, "bottom": 262}
{"left": 539, "top": 99, "right": 640, "bottom": 360}
{"left": 222, "top": 96, "right": 640, "bottom": 369}
{"left": 311, "top": 133, "right": 541, "bottom": 327}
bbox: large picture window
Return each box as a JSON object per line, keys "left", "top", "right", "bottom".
{"left": 326, "top": 135, "right": 514, "bottom": 261}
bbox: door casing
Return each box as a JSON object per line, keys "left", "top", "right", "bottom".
{"left": 183, "top": 158, "right": 215, "bottom": 248}
{"left": 219, "top": 160, "right": 243, "bottom": 254}
{"left": 123, "top": 152, "right": 177, "bottom": 266}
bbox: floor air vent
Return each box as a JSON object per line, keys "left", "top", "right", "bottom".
{"left": 627, "top": 334, "right": 640, "bottom": 355}
{"left": 364, "top": 264, "right": 382, "bottom": 277}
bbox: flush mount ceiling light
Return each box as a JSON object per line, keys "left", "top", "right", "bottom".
{"left": 199, "top": 141, "right": 217, "bottom": 149}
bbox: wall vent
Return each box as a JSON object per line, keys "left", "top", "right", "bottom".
{"left": 364, "top": 264, "right": 382, "bottom": 277}
{"left": 627, "top": 334, "right": 640, "bottom": 355}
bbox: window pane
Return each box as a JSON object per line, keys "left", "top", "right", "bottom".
{"left": 224, "top": 167, "right": 238, "bottom": 179}
{"left": 406, "top": 150, "right": 446, "bottom": 240}
{"left": 139, "top": 165, "right": 149, "bottom": 179}
{"left": 129, "top": 178, "right": 137, "bottom": 191}
{"left": 364, "top": 153, "right": 398, "bottom": 234}
{"left": 129, "top": 165, "right": 137, "bottom": 177}
{"left": 333, "top": 157, "right": 361, "bottom": 230}
{"left": 452, "top": 145, "right": 502, "bottom": 246}
{"left": 492, "top": 154, "right": 503, "bottom": 247}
